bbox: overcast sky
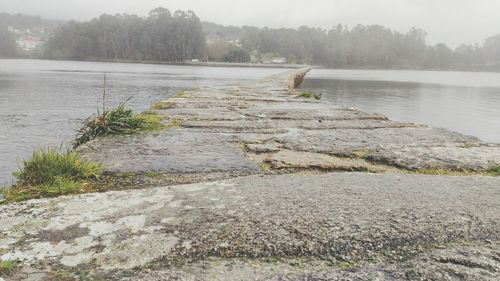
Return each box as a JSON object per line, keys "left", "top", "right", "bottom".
{"left": 1, "top": 0, "right": 499, "bottom": 47}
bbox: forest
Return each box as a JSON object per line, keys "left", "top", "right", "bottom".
{"left": 1, "top": 8, "right": 499, "bottom": 70}
{"left": 204, "top": 22, "right": 500, "bottom": 70}
{"left": 43, "top": 8, "right": 205, "bottom": 62}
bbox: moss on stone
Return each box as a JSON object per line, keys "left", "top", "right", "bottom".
{"left": 296, "top": 91, "right": 321, "bottom": 100}
{"left": 258, "top": 162, "right": 272, "bottom": 171}
{"left": 461, "top": 142, "right": 479, "bottom": 148}
{"left": 164, "top": 119, "right": 182, "bottom": 129}
{"left": 410, "top": 168, "right": 500, "bottom": 176}
{"left": 352, "top": 149, "right": 369, "bottom": 159}
{"left": 49, "top": 269, "right": 75, "bottom": 281}
{"left": 151, "top": 101, "right": 176, "bottom": 110}
{"left": 176, "top": 90, "right": 190, "bottom": 98}
{"left": 145, "top": 171, "right": 161, "bottom": 178}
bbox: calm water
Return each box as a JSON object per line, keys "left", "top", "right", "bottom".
{"left": 303, "top": 69, "right": 500, "bottom": 144}
{"left": 2, "top": 62, "right": 500, "bottom": 185}
{"left": 0, "top": 59, "right": 289, "bottom": 185}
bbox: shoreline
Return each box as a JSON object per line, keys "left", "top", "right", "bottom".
{"left": 2, "top": 58, "right": 499, "bottom": 73}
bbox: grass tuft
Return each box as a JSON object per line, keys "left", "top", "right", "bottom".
{"left": 73, "top": 99, "right": 164, "bottom": 148}
{"left": 0, "top": 260, "right": 18, "bottom": 276}
{"left": 4, "top": 148, "right": 102, "bottom": 202}
{"left": 12, "top": 148, "right": 101, "bottom": 186}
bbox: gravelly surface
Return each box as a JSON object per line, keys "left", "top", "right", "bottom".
{"left": 1, "top": 173, "right": 499, "bottom": 280}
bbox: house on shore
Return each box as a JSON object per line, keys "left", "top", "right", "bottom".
{"left": 16, "top": 36, "right": 43, "bottom": 52}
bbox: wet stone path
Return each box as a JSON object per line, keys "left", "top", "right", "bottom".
{"left": 79, "top": 68, "right": 500, "bottom": 175}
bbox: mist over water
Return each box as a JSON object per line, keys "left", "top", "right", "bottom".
{"left": 303, "top": 69, "right": 500, "bottom": 143}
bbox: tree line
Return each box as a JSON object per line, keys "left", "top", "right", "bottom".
{"left": 1, "top": 8, "right": 499, "bottom": 71}
{"left": 204, "top": 22, "right": 500, "bottom": 70}
{"left": 43, "top": 8, "right": 205, "bottom": 62}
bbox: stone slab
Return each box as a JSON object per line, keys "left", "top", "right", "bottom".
{"left": 278, "top": 127, "right": 480, "bottom": 153}
{"left": 78, "top": 130, "right": 260, "bottom": 174}
{"left": 369, "top": 145, "right": 500, "bottom": 170}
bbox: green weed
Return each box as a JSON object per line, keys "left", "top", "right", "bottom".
{"left": 0, "top": 260, "right": 18, "bottom": 276}
{"left": 12, "top": 148, "right": 101, "bottom": 186}
{"left": 4, "top": 148, "right": 101, "bottom": 202}
{"left": 73, "top": 99, "right": 164, "bottom": 148}
{"left": 151, "top": 101, "right": 175, "bottom": 110}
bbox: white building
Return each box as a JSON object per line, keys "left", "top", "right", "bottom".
{"left": 271, "top": 57, "right": 287, "bottom": 64}
{"left": 16, "top": 36, "right": 42, "bottom": 52}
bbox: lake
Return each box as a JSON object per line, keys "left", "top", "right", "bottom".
{"left": 0, "top": 59, "right": 290, "bottom": 185}
{"left": 1, "top": 61, "right": 499, "bottom": 185}
{"left": 303, "top": 69, "right": 500, "bottom": 144}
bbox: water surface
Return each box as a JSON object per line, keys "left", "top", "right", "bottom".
{"left": 303, "top": 69, "right": 500, "bottom": 143}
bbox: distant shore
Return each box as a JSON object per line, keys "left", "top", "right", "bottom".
{"left": 88, "top": 59, "right": 309, "bottom": 69}
{"left": 2, "top": 58, "right": 499, "bottom": 72}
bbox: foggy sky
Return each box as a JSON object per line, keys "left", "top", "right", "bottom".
{"left": 1, "top": 0, "right": 499, "bottom": 47}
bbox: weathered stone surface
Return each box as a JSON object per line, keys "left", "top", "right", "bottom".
{"left": 240, "top": 105, "right": 387, "bottom": 121}
{"left": 1, "top": 186, "right": 181, "bottom": 271}
{"left": 183, "top": 119, "right": 419, "bottom": 131}
{"left": 369, "top": 145, "right": 500, "bottom": 170}
{"left": 246, "top": 142, "right": 281, "bottom": 153}
{"left": 277, "top": 127, "right": 481, "bottom": 153}
{"left": 79, "top": 130, "right": 260, "bottom": 174}
{"left": 259, "top": 149, "right": 392, "bottom": 172}
{"left": 1, "top": 173, "right": 499, "bottom": 280}
{"left": 159, "top": 107, "right": 246, "bottom": 121}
